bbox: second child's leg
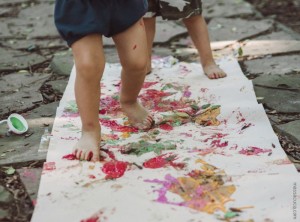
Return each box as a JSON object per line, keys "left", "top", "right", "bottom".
{"left": 113, "top": 19, "right": 154, "bottom": 130}
{"left": 143, "top": 17, "right": 156, "bottom": 74}
{"left": 71, "top": 34, "right": 105, "bottom": 161}
{"left": 183, "top": 15, "right": 227, "bottom": 79}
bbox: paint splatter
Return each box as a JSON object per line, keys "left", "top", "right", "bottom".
{"left": 121, "top": 140, "right": 176, "bottom": 156}
{"left": 143, "top": 82, "right": 158, "bottom": 88}
{"left": 88, "top": 175, "right": 96, "bottom": 179}
{"left": 159, "top": 123, "right": 173, "bottom": 131}
{"left": 143, "top": 153, "right": 185, "bottom": 169}
{"left": 102, "top": 161, "right": 128, "bottom": 179}
{"left": 100, "top": 94, "right": 121, "bottom": 117}
{"left": 194, "top": 105, "right": 221, "bottom": 126}
{"left": 80, "top": 209, "right": 107, "bottom": 222}
{"left": 62, "top": 154, "right": 76, "bottom": 160}
{"left": 139, "top": 89, "right": 190, "bottom": 112}
{"left": 239, "top": 146, "right": 272, "bottom": 156}
{"left": 43, "top": 162, "right": 56, "bottom": 171}
{"left": 100, "top": 119, "right": 138, "bottom": 133}
{"left": 145, "top": 160, "right": 236, "bottom": 214}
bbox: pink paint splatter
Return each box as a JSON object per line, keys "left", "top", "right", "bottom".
{"left": 239, "top": 146, "right": 272, "bottom": 156}
{"left": 179, "top": 133, "right": 192, "bottom": 137}
{"left": 43, "top": 162, "right": 56, "bottom": 171}
{"left": 211, "top": 140, "right": 228, "bottom": 148}
{"left": 61, "top": 112, "right": 80, "bottom": 118}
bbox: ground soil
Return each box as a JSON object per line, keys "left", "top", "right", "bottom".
{"left": 246, "top": 0, "right": 300, "bottom": 33}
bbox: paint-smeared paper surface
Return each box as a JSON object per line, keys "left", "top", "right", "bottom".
{"left": 31, "top": 57, "right": 300, "bottom": 222}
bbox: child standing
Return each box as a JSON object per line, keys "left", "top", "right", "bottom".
{"left": 143, "top": 0, "right": 227, "bottom": 79}
{"left": 55, "top": 0, "right": 153, "bottom": 161}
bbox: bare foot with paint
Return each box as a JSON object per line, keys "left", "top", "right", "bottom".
{"left": 203, "top": 63, "right": 227, "bottom": 79}
{"left": 73, "top": 129, "right": 101, "bottom": 161}
{"left": 121, "top": 101, "right": 154, "bottom": 130}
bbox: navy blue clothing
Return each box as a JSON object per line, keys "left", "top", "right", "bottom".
{"left": 55, "top": 0, "right": 148, "bottom": 46}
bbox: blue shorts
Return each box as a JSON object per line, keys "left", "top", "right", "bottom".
{"left": 55, "top": 0, "right": 148, "bottom": 46}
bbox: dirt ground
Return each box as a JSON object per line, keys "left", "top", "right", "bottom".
{"left": 246, "top": 0, "right": 300, "bottom": 33}
{"left": 1, "top": 1, "right": 300, "bottom": 221}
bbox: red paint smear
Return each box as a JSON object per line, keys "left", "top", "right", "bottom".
{"left": 89, "top": 175, "right": 96, "bottom": 179}
{"left": 203, "top": 133, "right": 228, "bottom": 142}
{"left": 100, "top": 95, "right": 121, "bottom": 116}
{"left": 236, "top": 111, "right": 246, "bottom": 123}
{"left": 159, "top": 123, "right": 173, "bottom": 131}
{"left": 143, "top": 82, "right": 158, "bottom": 88}
{"left": 100, "top": 119, "right": 138, "bottom": 133}
{"left": 81, "top": 216, "right": 99, "bottom": 222}
{"left": 139, "top": 89, "right": 189, "bottom": 112}
{"left": 43, "top": 162, "right": 56, "bottom": 171}
{"left": 62, "top": 154, "right": 76, "bottom": 160}
{"left": 102, "top": 161, "right": 128, "bottom": 179}
{"left": 143, "top": 154, "right": 185, "bottom": 169}
{"left": 101, "top": 149, "right": 116, "bottom": 160}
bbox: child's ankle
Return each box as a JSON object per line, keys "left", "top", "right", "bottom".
{"left": 82, "top": 122, "right": 100, "bottom": 132}
{"left": 120, "top": 99, "right": 138, "bottom": 107}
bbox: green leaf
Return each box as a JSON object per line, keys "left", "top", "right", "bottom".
{"left": 5, "top": 166, "right": 15, "bottom": 175}
{"left": 238, "top": 47, "right": 243, "bottom": 56}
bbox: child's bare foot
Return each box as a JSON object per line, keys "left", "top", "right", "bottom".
{"left": 121, "top": 101, "right": 154, "bottom": 130}
{"left": 73, "top": 130, "right": 101, "bottom": 161}
{"left": 203, "top": 63, "right": 227, "bottom": 79}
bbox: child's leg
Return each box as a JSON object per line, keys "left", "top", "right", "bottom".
{"left": 143, "top": 17, "right": 156, "bottom": 74}
{"left": 71, "top": 34, "right": 105, "bottom": 161}
{"left": 183, "top": 15, "right": 227, "bottom": 79}
{"left": 112, "top": 19, "right": 153, "bottom": 130}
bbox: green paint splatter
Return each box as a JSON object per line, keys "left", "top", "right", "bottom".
{"left": 122, "top": 140, "right": 176, "bottom": 156}
{"left": 224, "top": 211, "right": 239, "bottom": 219}
{"left": 65, "top": 100, "right": 78, "bottom": 113}
{"left": 211, "top": 105, "right": 221, "bottom": 110}
{"left": 190, "top": 104, "right": 200, "bottom": 111}
{"left": 201, "top": 104, "right": 211, "bottom": 109}
{"left": 11, "top": 117, "right": 25, "bottom": 131}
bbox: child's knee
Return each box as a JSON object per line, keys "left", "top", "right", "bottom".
{"left": 123, "top": 57, "right": 147, "bottom": 74}
{"left": 76, "top": 59, "right": 104, "bottom": 80}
